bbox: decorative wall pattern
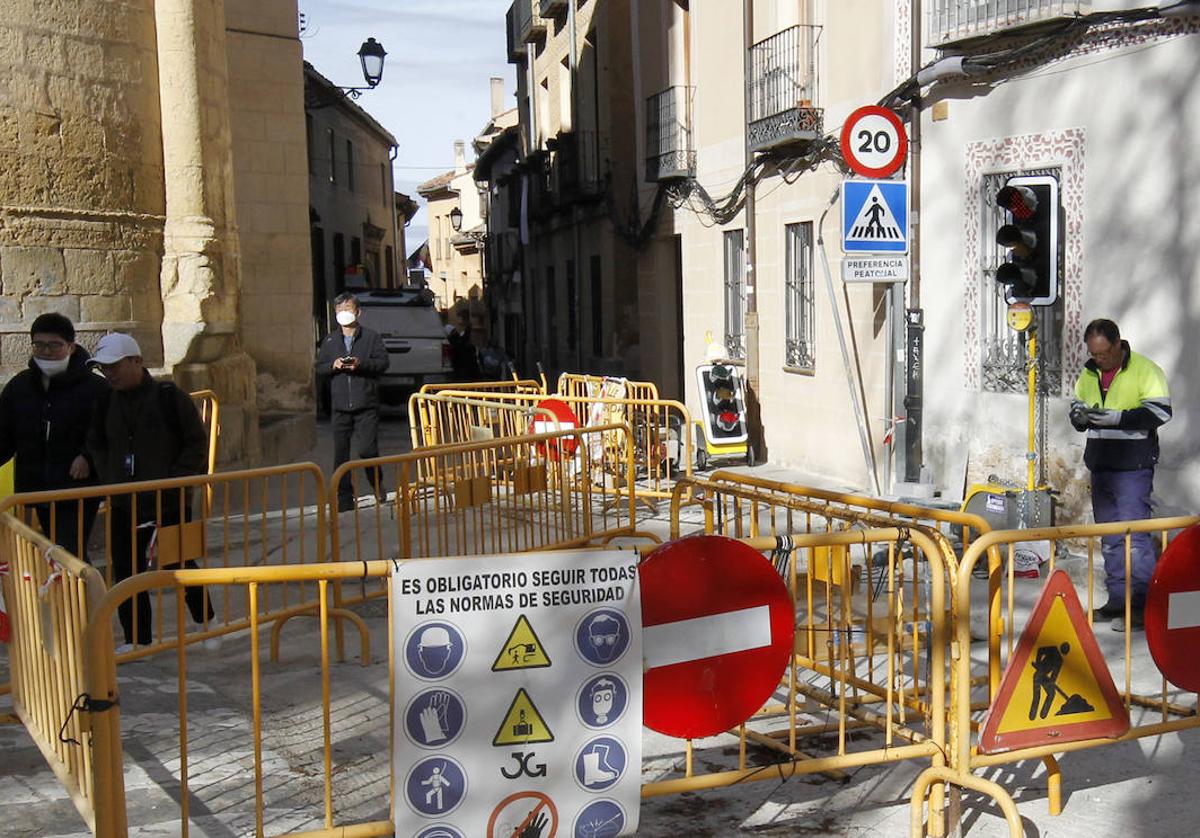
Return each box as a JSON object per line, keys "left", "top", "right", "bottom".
{"left": 894, "top": 0, "right": 912, "bottom": 85}
{"left": 963, "top": 128, "right": 1086, "bottom": 395}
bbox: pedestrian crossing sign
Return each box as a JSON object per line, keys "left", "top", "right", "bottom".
{"left": 842, "top": 179, "right": 908, "bottom": 254}
{"left": 979, "top": 570, "right": 1129, "bottom": 754}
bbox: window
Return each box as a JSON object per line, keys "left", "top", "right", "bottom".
{"left": 381, "top": 162, "right": 388, "bottom": 208}
{"left": 590, "top": 255, "right": 603, "bottom": 356}
{"left": 332, "top": 233, "right": 345, "bottom": 286}
{"left": 784, "top": 221, "right": 815, "bottom": 371}
{"left": 306, "top": 114, "right": 314, "bottom": 175}
{"left": 566, "top": 259, "right": 577, "bottom": 350}
{"left": 350, "top": 236, "right": 362, "bottom": 267}
{"left": 327, "top": 129, "right": 336, "bottom": 184}
{"left": 385, "top": 245, "right": 395, "bottom": 287}
{"left": 345, "top": 140, "right": 355, "bottom": 191}
{"left": 723, "top": 230, "right": 745, "bottom": 360}
{"left": 980, "top": 166, "right": 1064, "bottom": 394}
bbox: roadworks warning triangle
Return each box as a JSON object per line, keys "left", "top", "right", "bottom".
{"left": 979, "top": 570, "right": 1129, "bottom": 754}
{"left": 493, "top": 688, "right": 555, "bottom": 747}
{"left": 492, "top": 614, "right": 552, "bottom": 672}
{"left": 846, "top": 184, "right": 904, "bottom": 242}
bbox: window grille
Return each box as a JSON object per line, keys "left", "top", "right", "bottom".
{"left": 784, "top": 222, "right": 815, "bottom": 371}
{"left": 723, "top": 230, "right": 746, "bottom": 360}
{"left": 980, "top": 167, "right": 1063, "bottom": 394}
{"left": 928, "top": 0, "right": 1085, "bottom": 44}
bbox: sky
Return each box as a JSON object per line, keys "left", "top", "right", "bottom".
{"left": 298, "top": 1, "right": 514, "bottom": 256}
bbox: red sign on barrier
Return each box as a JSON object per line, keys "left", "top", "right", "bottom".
{"left": 639, "top": 535, "right": 793, "bottom": 739}
{"left": 527, "top": 397, "right": 580, "bottom": 460}
{"left": 1146, "top": 524, "right": 1200, "bottom": 692}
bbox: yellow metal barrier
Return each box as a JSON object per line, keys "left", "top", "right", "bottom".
{"left": 329, "top": 424, "right": 639, "bottom": 605}
{"left": 557, "top": 371, "right": 660, "bottom": 403}
{"left": 428, "top": 389, "right": 694, "bottom": 509}
{"left": 912, "top": 516, "right": 1200, "bottom": 838}
{"left": 420, "top": 378, "right": 545, "bottom": 396}
{"left": 0, "top": 464, "right": 348, "bottom": 666}
{"left": 189, "top": 389, "right": 220, "bottom": 476}
{"left": 407, "top": 391, "right": 560, "bottom": 450}
{"left": 1, "top": 512, "right": 109, "bottom": 832}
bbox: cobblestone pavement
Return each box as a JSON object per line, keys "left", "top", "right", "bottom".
{"left": 3, "top": 440, "right": 1199, "bottom": 836}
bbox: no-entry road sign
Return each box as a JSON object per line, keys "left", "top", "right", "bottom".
{"left": 639, "top": 535, "right": 794, "bottom": 739}
{"left": 1146, "top": 524, "right": 1200, "bottom": 692}
{"left": 840, "top": 105, "right": 908, "bottom": 179}
{"left": 528, "top": 397, "right": 580, "bottom": 459}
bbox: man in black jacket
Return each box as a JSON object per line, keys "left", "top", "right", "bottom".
{"left": 0, "top": 313, "right": 107, "bottom": 557}
{"left": 86, "top": 333, "right": 212, "bottom": 650}
{"left": 316, "top": 292, "right": 389, "bottom": 510}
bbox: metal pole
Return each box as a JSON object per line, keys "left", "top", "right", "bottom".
{"left": 742, "top": 0, "right": 762, "bottom": 463}
{"left": 904, "top": 0, "right": 924, "bottom": 483}
{"left": 818, "top": 189, "right": 881, "bottom": 495}
{"left": 568, "top": 0, "right": 584, "bottom": 373}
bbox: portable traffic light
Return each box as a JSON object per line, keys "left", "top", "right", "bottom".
{"left": 994, "top": 175, "right": 1059, "bottom": 307}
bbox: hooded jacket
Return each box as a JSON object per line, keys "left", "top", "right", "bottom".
{"left": 1072, "top": 340, "right": 1171, "bottom": 472}
{"left": 0, "top": 346, "right": 108, "bottom": 493}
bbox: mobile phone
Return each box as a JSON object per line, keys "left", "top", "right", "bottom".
{"left": 340, "top": 356, "right": 356, "bottom": 364}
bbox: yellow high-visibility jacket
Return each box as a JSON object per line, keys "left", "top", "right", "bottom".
{"left": 1072, "top": 341, "right": 1171, "bottom": 472}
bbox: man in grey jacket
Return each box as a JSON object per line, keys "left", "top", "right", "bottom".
{"left": 315, "top": 292, "right": 389, "bottom": 509}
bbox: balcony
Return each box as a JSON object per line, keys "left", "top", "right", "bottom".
{"left": 928, "top": 0, "right": 1084, "bottom": 46}
{"left": 747, "top": 25, "right": 823, "bottom": 154}
{"left": 514, "top": 0, "right": 547, "bottom": 45}
{"left": 645, "top": 86, "right": 696, "bottom": 183}
{"left": 506, "top": 4, "right": 526, "bottom": 62}
{"left": 540, "top": 0, "right": 568, "bottom": 18}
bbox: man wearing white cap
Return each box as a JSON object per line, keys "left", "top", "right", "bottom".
{"left": 86, "top": 333, "right": 212, "bottom": 651}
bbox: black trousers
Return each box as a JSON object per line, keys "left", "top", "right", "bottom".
{"left": 33, "top": 497, "right": 101, "bottom": 560}
{"left": 333, "top": 407, "right": 384, "bottom": 507}
{"left": 109, "top": 504, "right": 213, "bottom": 646}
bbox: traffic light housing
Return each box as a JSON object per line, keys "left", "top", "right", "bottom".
{"left": 995, "top": 175, "right": 1059, "bottom": 307}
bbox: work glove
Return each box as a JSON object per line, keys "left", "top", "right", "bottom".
{"left": 1069, "top": 404, "right": 1090, "bottom": 431}
{"left": 1087, "top": 408, "right": 1122, "bottom": 428}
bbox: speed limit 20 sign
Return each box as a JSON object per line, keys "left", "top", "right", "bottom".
{"left": 840, "top": 105, "right": 908, "bottom": 179}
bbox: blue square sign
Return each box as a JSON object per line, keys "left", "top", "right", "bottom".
{"left": 842, "top": 179, "right": 908, "bottom": 254}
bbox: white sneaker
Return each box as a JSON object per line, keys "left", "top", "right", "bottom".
{"left": 201, "top": 635, "right": 223, "bottom": 652}
{"left": 115, "top": 643, "right": 135, "bottom": 655}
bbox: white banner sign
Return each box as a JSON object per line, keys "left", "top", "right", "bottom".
{"left": 392, "top": 550, "right": 642, "bottom": 838}
{"left": 841, "top": 255, "right": 909, "bottom": 283}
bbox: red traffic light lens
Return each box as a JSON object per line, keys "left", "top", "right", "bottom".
{"left": 996, "top": 185, "right": 1037, "bottom": 220}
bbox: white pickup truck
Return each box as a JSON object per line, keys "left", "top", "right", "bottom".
{"left": 353, "top": 288, "right": 452, "bottom": 403}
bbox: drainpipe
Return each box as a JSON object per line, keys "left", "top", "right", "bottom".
{"left": 904, "top": 0, "right": 924, "bottom": 483}
{"left": 389, "top": 144, "right": 399, "bottom": 288}
{"left": 742, "top": 0, "right": 763, "bottom": 463}
{"left": 568, "top": 0, "right": 584, "bottom": 372}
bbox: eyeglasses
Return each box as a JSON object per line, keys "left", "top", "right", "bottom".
{"left": 31, "top": 340, "right": 68, "bottom": 353}
{"left": 589, "top": 632, "right": 619, "bottom": 646}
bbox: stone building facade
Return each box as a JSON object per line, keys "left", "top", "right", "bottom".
{"left": 0, "top": 0, "right": 319, "bottom": 462}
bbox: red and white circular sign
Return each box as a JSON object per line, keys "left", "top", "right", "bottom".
{"left": 1146, "top": 524, "right": 1200, "bottom": 691}
{"left": 639, "top": 535, "right": 794, "bottom": 739}
{"left": 527, "top": 397, "right": 580, "bottom": 459}
{"left": 839, "top": 105, "right": 908, "bottom": 179}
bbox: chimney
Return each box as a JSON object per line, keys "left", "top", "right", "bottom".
{"left": 453, "top": 140, "right": 466, "bottom": 174}
{"left": 490, "top": 77, "right": 505, "bottom": 118}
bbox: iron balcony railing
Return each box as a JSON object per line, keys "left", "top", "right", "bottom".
{"left": 540, "top": 0, "right": 568, "bottom": 18}
{"left": 515, "top": 0, "right": 546, "bottom": 44}
{"left": 747, "top": 25, "right": 822, "bottom": 153}
{"left": 645, "top": 86, "right": 696, "bottom": 183}
{"left": 928, "top": 0, "right": 1085, "bottom": 44}
{"left": 506, "top": 3, "right": 526, "bottom": 62}
{"left": 550, "top": 130, "right": 603, "bottom": 200}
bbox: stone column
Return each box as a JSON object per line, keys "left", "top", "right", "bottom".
{"left": 154, "top": 0, "right": 259, "bottom": 462}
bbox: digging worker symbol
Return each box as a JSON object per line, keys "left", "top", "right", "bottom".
{"left": 1029, "top": 642, "right": 1094, "bottom": 721}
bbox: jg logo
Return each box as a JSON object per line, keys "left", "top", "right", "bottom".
{"left": 500, "top": 751, "right": 547, "bottom": 779}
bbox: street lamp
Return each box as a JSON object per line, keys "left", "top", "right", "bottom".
{"left": 449, "top": 206, "right": 463, "bottom": 232}
{"left": 357, "top": 37, "right": 387, "bottom": 88}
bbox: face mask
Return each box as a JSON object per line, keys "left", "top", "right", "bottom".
{"left": 335, "top": 310, "right": 357, "bottom": 327}
{"left": 34, "top": 356, "right": 71, "bottom": 377}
